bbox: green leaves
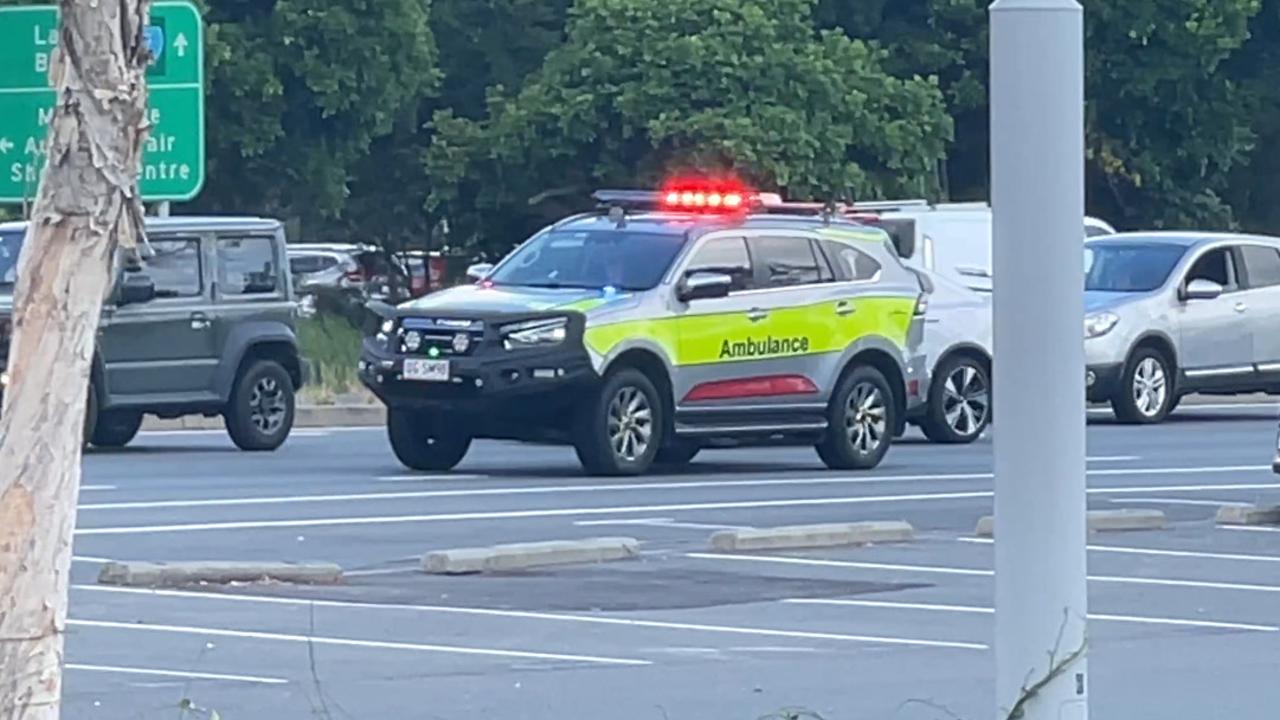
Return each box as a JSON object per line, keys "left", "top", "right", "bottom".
{"left": 428, "top": 0, "right": 953, "bottom": 254}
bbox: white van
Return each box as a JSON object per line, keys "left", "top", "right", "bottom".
{"left": 847, "top": 200, "right": 1116, "bottom": 292}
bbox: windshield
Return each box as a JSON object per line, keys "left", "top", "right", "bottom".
{"left": 0, "top": 230, "right": 21, "bottom": 289}
{"left": 488, "top": 229, "right": 687, "bottom": 291}
{"left": 1084, "top": 241, "right": 1188, "bottom": 292}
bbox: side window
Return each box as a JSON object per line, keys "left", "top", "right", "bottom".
{"left": 1241, "top": 245, "right": 1280, "bottom": 289}
{"left": 748, "top": 236, "right": 824, "bottom": 289}
{"left": 289, "top": 254, "right": 324, "bottom": 275}
{"left": 685, "top": 237, "right": 753, "bottom": 292}
{"left": 1186, "top": 247, "right": 1237, "bottom": 291}
{"left": 811, "top": 240, "right": 835, "bottom": 282}
{"left": 145, "top": 237, "right": 202, "bottom": 298}
{"left": 218, "top": 236, "right": 280, "bottom": 296}
{"left": 827, "top": 243, "right": 883, "bottom": 282}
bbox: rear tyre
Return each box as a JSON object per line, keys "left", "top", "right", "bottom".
{"left": 386, "top": 407, "right": 472, "bottom": 471}
{"left": 817, "top": 365, "right": 895, "bottom": 471}
{"left": 83, "top": 383, "right": 99, "bottom": 449}
{"left": 920, "top": 354, "right": 991, "bottom": 444}
{"left": 654, "top": 440, "right": 700, "bottom": 466}
{"left": 91, "top": 410, "right": 143, "bottom": 448}
{"left": 1111, "top": 347, "right": 1173, "bottom": 424}
{"left": 574, "top": 368, "right": 663, "bottom": 476}
{"left": 225, "top": 359, "right": 296, "bottom": 451}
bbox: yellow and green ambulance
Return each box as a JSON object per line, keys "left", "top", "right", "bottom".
{"left": 360, "top": 185, "right": 929, "bottom": 475}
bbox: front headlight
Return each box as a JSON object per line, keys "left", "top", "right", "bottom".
{"left": 1084, "top": 311, "right": 1119, "bottom": 338}
{"left": 502, "top": 317, "right": 568, "bottom": 350}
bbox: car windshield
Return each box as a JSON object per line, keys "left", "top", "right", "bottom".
{"left": 0, "top": 229, "right": 22, "bottom": 289}
{"left": 488, "top": 228, "right": 687, "bottom": 291}
{"left": 1084, "top": 241, "right": 1188, "bottom": 292}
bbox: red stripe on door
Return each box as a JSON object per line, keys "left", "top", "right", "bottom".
{"left": 683, "top": 375, "right": 819, "bottom": 402}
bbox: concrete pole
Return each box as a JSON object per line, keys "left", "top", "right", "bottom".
{"left": 989, "top": 2, "right": 1088, "bottom": 720}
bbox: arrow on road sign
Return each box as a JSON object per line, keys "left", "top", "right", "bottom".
{"left": 0, "top": 138, "right": 13, "bottom": 154}
{"left": 174, "top": 33, "right": 188, "bottom": 57}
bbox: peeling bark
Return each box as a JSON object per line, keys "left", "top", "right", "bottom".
{"left": 0, "top": 1, "right": 151, "bottom": 718}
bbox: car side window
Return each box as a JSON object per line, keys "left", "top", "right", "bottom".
{"left": 748, "top": 235, "right": 825, "bottom": 289}
{"left": 1185, "top": 247, "right": 1238, "bottom": 291}
{"left": 684, "top": 237, "right": 753, "bottom": 292}
{"left": 826, "top": 242, "right": 883, "bottom": 282}
{"left": 1241, "top": 245, "right": 1280, "bottom": 289}
{"left": 144, "top": 237, "right": 202, "bottom": 298}
{"left": 218, "top": 236, "right": 280, "bottom": 296}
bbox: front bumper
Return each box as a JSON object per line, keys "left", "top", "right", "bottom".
{"left": 1085, "top": 363, "right": 1124, "bottom": 403}
{"left": 358, "top": 336, "right": 600, "bottom": 441}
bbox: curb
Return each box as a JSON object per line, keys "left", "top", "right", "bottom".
{"left": 710, "top": 521, "right": 914, "bottom": 552}
{"left": 140, "top": 404, "right": 385, "bottom": 431}
{"left": 975, "top": 509, "right": 1166, "bottom": 538}
{"left": 422, "top": 537, "right": 640, "bottom": 575}
{"left": 98, "top": 561, "right": 344, "bottom": 587}
{"left": 1215, "top": 504, "right": 1280, "bottom": 526}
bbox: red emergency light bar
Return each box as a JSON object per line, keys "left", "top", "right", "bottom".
{"left": 658, "top": 179, "right": 753, "bottom": 213}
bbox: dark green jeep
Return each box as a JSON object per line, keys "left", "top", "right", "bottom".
{"left": 0, "top": 216, "right": 305, "bottom": 450}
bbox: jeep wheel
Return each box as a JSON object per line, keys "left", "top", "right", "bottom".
{"left": 920, "top": 354, "right": 991, "bottom": 444}
{"left": 225, "top": 359, "right": 296, "bottom": 451}
{"left": 575, "top": 368, "right": 663, "bottom": 476}
{"left": 83, "top": 384, "right": 99, "bottom": 449}
{"left": 91, "top": 410, "right": 143, "bottom": 448}
{"left": 386, "top": 407, "right": 472, "bottom": 471}
{"left": 817, "top": 365, "right": 895, "bottom": 470}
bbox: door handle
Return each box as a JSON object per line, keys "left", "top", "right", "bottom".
{"left": 1235, "top": 302, "right": 1248, "bottom": 313}
{"left": 746, "top": 309, "right": 768, "bottom": 323}
{"left": 190, "top": 312, "right": 211, "bottom": 330}
{"left": 835, "top": 301, "right": 856, "bottom": 317}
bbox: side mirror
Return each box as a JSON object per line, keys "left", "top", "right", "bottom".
{"left": 466, "top": 263, "right": 494, "bottom": 282}
{"left": 678, "top": 271, "right": 733, "bottom": 302}
{"left": 1184, "top": 278, "right": 1224, "bottom": 301}
{"left": 118, "top": 272, "right": 156, "bottom": 305}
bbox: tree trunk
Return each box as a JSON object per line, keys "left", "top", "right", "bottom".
{"left": 0, "top": 1, "right": 151, "bottom": 718}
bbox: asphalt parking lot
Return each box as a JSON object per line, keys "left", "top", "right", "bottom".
{"left": 63, "top": 400, "right": 1280, "bottom": 719}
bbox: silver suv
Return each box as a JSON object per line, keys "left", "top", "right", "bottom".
{"left": 1084, "top": 232, "right": 1280, "bottom": 423}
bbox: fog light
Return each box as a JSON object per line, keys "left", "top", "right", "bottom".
{"left": 0, "top": 371, "right": 8, "bottom": 387}
{"left": 404, "top": 331, "right": 423, "bottom": 352}
{"left": 452, "top": 332, "right": 471, "bottom": 354}
{"left": 1085, "top": 370, "right": 1096, "bottom": 388}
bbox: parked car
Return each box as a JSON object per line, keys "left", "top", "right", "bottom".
{"left": 0, "top": 216, "right": 306, "bottom": 450}
{"left": 1084, "top": 231, "right": 1280, "bottom": 423}
{"left": 904, "top": 267, "right": 994, "bottom": 443}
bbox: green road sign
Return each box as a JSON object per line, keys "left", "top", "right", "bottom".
{"left": 0, "top": 1, "right": 205, "bottom": 203}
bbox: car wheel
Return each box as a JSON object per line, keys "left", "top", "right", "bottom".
{"left": 817, "top": 365, "right": 895, "bottom": 470}
{"left": 225, "top": 359, "right": 296, "bottom": 451}
{"left": 574, "top": 368, "right": 663, "bottom": 476}
{"left": 386, "top": 407, "right": 472, "bottom": 471}
{"left": 91, "top": 410, "right": 143, "bottom": 448}
{"left": 83, "top": 383, "right": 98, "bottom": 449}
{"left": 654, "top": 440, "right": 700, "bottom": 466}
{"left": 921, "top": 354, "right": 991, "bottom": 444}
{"left": 1112, "top": 348, "right": 1173, "bottom": 424}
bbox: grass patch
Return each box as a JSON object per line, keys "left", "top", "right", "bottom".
{"left": 296, "top": 312, "right": 371, "bottom": 405}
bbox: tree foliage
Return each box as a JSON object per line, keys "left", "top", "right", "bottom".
{"left": 427, "top": 0, "right": 954, "bottom": 252}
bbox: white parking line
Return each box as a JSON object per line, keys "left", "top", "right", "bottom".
{"left": 75, "top": 465, "right": 1273, "bottom": 513}
{"left": 783, "top": 598, "right": 1279, "bottom": 633}
{"left": 375, "top": 474, "right": 488, "bottom": 483}
{"left": 574, "top": 518, "right": 743, "bottom": 530}
{"left": 957, "top": 537, "right": 1280, "bottom": 564}
{"left": 73, "top": 585, "right": 986, "bottom": 651}
{"left": 1220, "top": 525, "right": 1280, "bottom": 534}
{"left": 72, "top": 555, "right": 113, "bottom": 564}
{"left": 1108, "top": 498, "right": 1251, "bottom": 507}
{"left": 1087, "top": 456, "right": 1140, "bottom": 462}
{"left": 67, "top": 618, "right": 650, "bottom": 666}
{"left": 73, "top": 478, "right": 1280, "bottom": 536}
{"left": 686, "top": 553, "right": 1280, "bottom": 594}
{"left": 65, "top": 663, "right": 289, "bottom": 684}
{"left": 81, "top": 485, "right": 116, "bottom": 491}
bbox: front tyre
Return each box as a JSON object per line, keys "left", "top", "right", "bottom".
{"left": 921, "top": 354, "right": 991, "bottom": 444}
{"left": 386, "top": 407, "right": 472, "bottom": 471}
{"left": 1111, "top": 348, "right": 1173, "bottom": 424}
{"left": 91, "top": 410, "right": 143, "bottom": 448}
{"left": 817, "top": 365, "right": 895, "bottom": 470}
{"left": 575, "top": 368, "right": 663, "bottom": 476}
{"left": 225, "top": 359, "right": 296, "bottom": 451}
